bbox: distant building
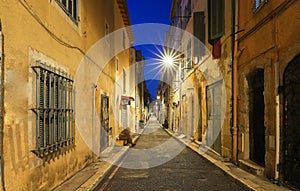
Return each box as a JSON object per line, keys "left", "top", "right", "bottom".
{"left": 136, "top": 50, "right": 151, "bottom": 123}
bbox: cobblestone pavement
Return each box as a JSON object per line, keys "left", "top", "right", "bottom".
{"left": 95, "top": 117, "right": 246, "bottom": 191}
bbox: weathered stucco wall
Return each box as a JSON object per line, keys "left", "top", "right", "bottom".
{"left": 237, "top": 0, "right": 300, "bottom": 179}
{"left": 0, "top": 0, "right": 126, "bottom": 190}
{"left": 191, "top": 0, "right": 233, "bottom": 159}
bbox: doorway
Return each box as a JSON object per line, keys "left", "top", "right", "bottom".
{"left": 100, "top": 94, "right": 109, "bottom": 152}
{"left": 283, "top": 55, "right": 300, "bottom": 189}
{"left": 248, "top": 69, "right": 265, "bottom": 166}
{"left": 190, "top": 94, "right": 194, "bottom": 139}
{"left": 197, "top": 87, "right": 202, "bottom": 141}
{"left": 206, "top": 81, "right": 222, "bottom": 154}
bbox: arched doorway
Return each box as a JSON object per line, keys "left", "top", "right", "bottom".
{"left": 283, "top": 55, "right": 300, "bottom": 189}
{"left": 248, "top": 69, "right": 265, "bottom": 166}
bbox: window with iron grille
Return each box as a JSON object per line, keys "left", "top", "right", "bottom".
{"left": 31, "top": 61, "right": 75, "bottom": 157}
{"left": 55, "top": 0, "right": 78, "bottom": 23}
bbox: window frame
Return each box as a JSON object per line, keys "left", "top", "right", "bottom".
{"left": 115, "top": 57, "right": 119, "bottom": 71}
{"left": 31, "top": 60, "right": 75, "bottom": 157}
{"left": 123, "top": 69, "right": 126, "bottom": 94}
{"left": 105, "top": 21, "right": 110, "bottom": 46}
{"left": 187, "top": 39, "right": 192, "bottom": 72}
{"left": 55, "top": 0, "right": 78, "bottom": 24}
{"left": 254, "top": 0, "right": 267, "bottom": 10}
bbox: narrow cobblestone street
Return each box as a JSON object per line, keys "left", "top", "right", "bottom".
{"left": 95, "top": 117, "right": 246, "bottom": 191}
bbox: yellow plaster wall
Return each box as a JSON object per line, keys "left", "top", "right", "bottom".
{"left": 0, "top": 0, "right": 125, "bottom": 190}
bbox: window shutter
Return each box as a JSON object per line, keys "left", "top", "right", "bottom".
{"left": 208, "top": 0, "right": 225, "bottom": 44}
{"left": 193, "top": 11, "right": 205, "bottom": 58}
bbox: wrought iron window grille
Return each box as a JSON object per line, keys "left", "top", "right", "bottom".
{"left": 55, "top": 0, "right": 78, "bottom": 24}
{"left": 31, "top": 60, "right": 75, "bottom": 157}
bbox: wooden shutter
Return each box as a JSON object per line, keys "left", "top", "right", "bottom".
{"left": 208, "top": 0, "right": 225, "bottom": 44}
{"left": 193, "top": 11, "right": 205, "bottom": 58}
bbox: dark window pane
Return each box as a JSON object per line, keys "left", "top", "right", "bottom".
{"left": 62, "top": 0, "right": 67, "bottom": 7}
{"left": 73, "top": 0, "right": 77, "bottom": 19}
{"left": 68, "top": 0, "right": 72, "bottom": 15}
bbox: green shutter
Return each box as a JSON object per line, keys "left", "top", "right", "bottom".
{"left": 208, "top": 0, "right": 225, "bottom": 44}
{"left": 193, "top": 11, "right": 206, "bottom": 57}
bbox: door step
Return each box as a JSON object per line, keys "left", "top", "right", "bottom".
{"left": 238, "top": 159, "right": 264, "bottom": 177}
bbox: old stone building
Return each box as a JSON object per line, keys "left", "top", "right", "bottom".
{"left": 166, "top": 0, "right": 234, "bottom": 159}
{"left": 94, "top": 0, "right": 133, "bottom": 152}
{"left": 134, "top": 50, "right": 149, "bottom": 127}
{"left": 163, "top": 0, "right": 300, "bottom": 189}
{"left": 236, "top": 0, "right": 300, "bottom": 188}
{"left": 0, "top": 0, "right": 133, "bottom": 190}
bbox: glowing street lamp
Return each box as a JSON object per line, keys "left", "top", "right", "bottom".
{"left": 148, "top": 47, "right": 181, "bottom": 80}
{"left": 163, "top": 56, "right": 174, "bottom": 67}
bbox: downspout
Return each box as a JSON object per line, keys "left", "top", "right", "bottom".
{"left": 92, "top": 84, "right": 97, "bottom": 161}
{"left": 135, "top": 56, "right": 137, "bottom": 133}
{"left": 274, "top": 15, "right": 280, "bottom": 182}
{"left": 275, "top": 62, "right": 280, "bottom": 181}
{"left": 231, "top": 0, "right": 239, "bottom": 164}
{"left": 0, "top": 19, "right": 6, "bottom": 191}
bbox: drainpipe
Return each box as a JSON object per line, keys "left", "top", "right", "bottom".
{"left": 135, "top": 56, "right": 137, "bottom": 133}
{"left": 275, "top": 62, "right": 280, "bottom": 180}
{"left": 274, "top": 16, "right": 280, "bottom": 181}
{"left": 231, "top": 0, "right": 239, "bottom": 164}
{"left": 0, "top": 19, "right": 6, "bottom": 191}
{"left": 92, "top": 84, "right": 97, "bottom": 161}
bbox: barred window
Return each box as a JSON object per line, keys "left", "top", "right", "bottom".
{"left": 31, "top": 61, "right": 75, "bottom": 157}
{"left": 56, "top": 0, "right": 78, "bottom": 23}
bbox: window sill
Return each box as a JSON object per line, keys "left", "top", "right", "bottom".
{"left": 32, "top": 139, "right": 75, "bottom": 158}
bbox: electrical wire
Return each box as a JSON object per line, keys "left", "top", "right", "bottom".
{"left": 18, "top": 0, "right": 120, "bottom": 85}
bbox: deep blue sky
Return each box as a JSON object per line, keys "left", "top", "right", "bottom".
{"left": 127, "top": 0, "right": 172, "bottom": 25}
{"left": 127, "top": 0, "right": 172, "bottom": 100}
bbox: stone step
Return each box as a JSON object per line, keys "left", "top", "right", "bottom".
{"left": 239, "top": 159, "right": 264, "bottom": 177}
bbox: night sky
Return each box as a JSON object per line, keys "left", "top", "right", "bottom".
{"left": 126, "top": 0, "right": 172, "bottom": 100}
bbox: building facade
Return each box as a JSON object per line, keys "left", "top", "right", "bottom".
{"left": 166, "top": 0, "right": 234, "bottom": 159}
{"left": 236, "top": 0, "right": 300, "bottom": 188}
{"left": 164, "top": 0, "right": 300, "bottom": 189}
{"left": 0, "top": 0, "right": 133, "bottom": 190}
